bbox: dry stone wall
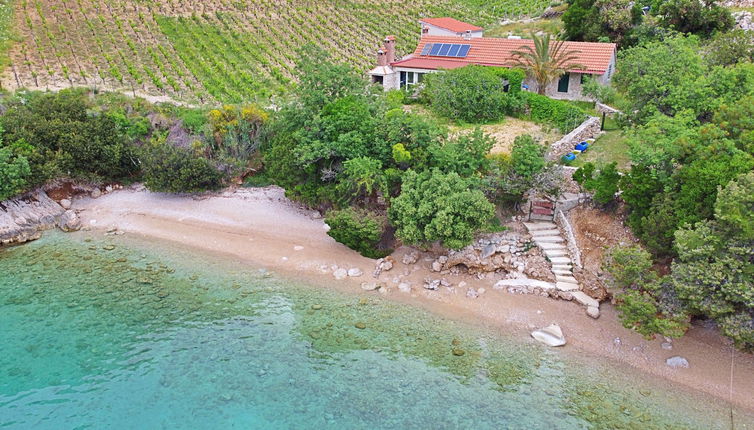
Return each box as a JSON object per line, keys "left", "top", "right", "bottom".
{"left": 547, "top": 117, "right": 602, "bottom": 161}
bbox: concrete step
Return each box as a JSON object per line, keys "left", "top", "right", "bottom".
{"left": 530, "top": 229, "right": 561, "bottom": 237}
{"left": 552, "top": 269, "right": 573, "bottom": 276}
{"left": 534, "top": 236, "right": 564, "bottom": 244}
{"left": 556, "top": 282, "right": 580, "bottom": 292}
{"left": 524, "top": 222, "right": 557, "bottom": 231}
{"left": 556, "top": 275, "right": 578, "bottom": 284}
{"left": 537, "top": 242, "right": 566, "bottom": 250}
{"left": 493, "top": 278, "right": 555, "bottom": 290}
{"left": 544, "top": 249, "right": 569, "bottom": 258}
{"left": 529, "top": 214, "right": 555, "bottom": 222}
{"left": 572, "top": 291, "right": 600, "bottom": 308}
{"left": 549, "top": 257, "right": 572, "bottom": 265}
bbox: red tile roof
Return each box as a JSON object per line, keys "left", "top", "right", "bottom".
{"left": 392, "top": 36, "right": 617, "bottom": 75}
{"left": 419, "top": 18, "right": 483, "bottom": 33}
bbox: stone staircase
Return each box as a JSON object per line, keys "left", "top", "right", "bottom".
{"left": 521, "top": 221, "right": 600, "bottom": 318}
{"left": 528, "top": 200, "right": 555, "bottom": 222}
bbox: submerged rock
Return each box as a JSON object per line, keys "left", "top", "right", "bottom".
{"left": 360, "top": 282, "right": 380, "bottom": 291}
{"left": 452, "top": 348, "right": 466, "bottom": 356}
{"left": 57, "top": 210, "right": 81, "bottom": 232}
{"left": 531, "top": 324, "right": 567, "bottom": 347}
{"left": 347, "top": 268, "right": 363, "bottom": 277}
{"left": 354, "top": 322, "right": 366, "bottom": 330}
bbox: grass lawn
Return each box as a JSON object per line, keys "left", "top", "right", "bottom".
{"left": 570, "top": 117, "right": 631, "bottom": 169}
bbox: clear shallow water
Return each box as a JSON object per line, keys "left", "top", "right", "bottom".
{"left": 0, "top": 233, "right": 749, "bottom": 429}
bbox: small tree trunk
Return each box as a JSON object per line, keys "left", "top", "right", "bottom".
{"left": 537, "top": 79, "right": 547, "bottom": 95}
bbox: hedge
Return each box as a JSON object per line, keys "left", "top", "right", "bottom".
{"left": 519, "top": 92, "right": 589, "bottom": 132}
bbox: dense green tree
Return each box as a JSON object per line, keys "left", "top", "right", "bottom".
{"left": 704, "top": 29, "right": 754, "bottom": 67}
{"left": 0, "top": 147, "right": 31, "bottom": 200}
{"left": 511, "top": 134, "right": 545, "bottom": 180}
{"left": 325, "top": 208, "right": 390, "bottom": 258}
{"left": 140, "top": 143, "right": 225, "bottom": 193}
{"left": 672, "top": 172, "right": 754, "bottom": 350}
{"left": 573, "top": 162, "right": 620, "bottom": 205}
{"left": 654, "top": 0, "right": 734, "bottom": 37}
{"left": 389, "top": 169, "right": 495, "bottom": 249}
{"left": 563, "top": 0, "right": 641, "bottom": 45}
{"left": 429, "top": 128, "right": 494, "bottom": 177}
{"left": 603, "top": 246, "right": 689, "bottom": 339}
{"left": 423, "top": 66, "right": 523, "bottom": 122}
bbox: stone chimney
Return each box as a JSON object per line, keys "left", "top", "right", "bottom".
{"left": 377, "top": 48, "right": 387, "bottom": 67}
{"left": 384, "top": 35, "right": 396, "bottom": 64}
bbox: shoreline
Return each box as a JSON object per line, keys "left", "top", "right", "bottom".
{"left": 69, "top": 186, "right": 754, "bottom": 412}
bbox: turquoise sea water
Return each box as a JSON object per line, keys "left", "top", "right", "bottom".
{"left": 1, "top": 233, "right": 751, "bottom": 429}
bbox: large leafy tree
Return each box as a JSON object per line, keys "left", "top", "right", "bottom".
{"left": 654, "top": 0, "right": 734, "bottom": 37}
{"left": 563, "top": 0, "right": 641, "bottom": 45}
{"left": 509, "top": 33, "right": 584, "bottom": 95}
{"left": 389, "top": 169, "right": 495, "bottom": 250}
{"left": 0, "top": 146, "right": 31, "bottom": 200}
{"left": 672, "top": 172, "right": 754, "bottom": 350}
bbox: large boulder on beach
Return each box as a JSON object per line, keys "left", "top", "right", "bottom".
{"left": 666, "top": 356, "right": 689, "bottom": 369}
{"left": 1, "top": 191, "right": 66, "bottom": 245}
{"left": 531, "top": 324, "right": 567, "bottom": 347}
{"left": 57, "top": 210, "right": 82, "bottom": 232}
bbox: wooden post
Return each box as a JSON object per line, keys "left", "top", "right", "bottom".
{"left": 601, "top": 112, "right": 606, "bottom": 131}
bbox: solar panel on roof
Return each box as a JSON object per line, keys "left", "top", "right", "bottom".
{"left": 457, "top": 44, "right": 471, "bottom": 57}
{"left": 429, "top": 44, "right": 443, "bottom": 56}
{"left": 447, "top": 44, "right": 461, "bottom": 57}
{"left": 437, "top": 44, "right": 452, "bottom": 56}
{"left": 424, "top": 43, "right": 472, "bottom": 58}
{"left": 420, "top": 44, "right": 433, "bottom": 56}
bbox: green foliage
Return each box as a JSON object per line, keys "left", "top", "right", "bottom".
{"left": 654, "top": 0, "right": 734, "bottom": 37}
{"left": 704, "top": 29, "right": 754, "bottom": 67}
{"left": 614, "top": 36, "right": 754, "bottom": 124}
{"left": 603, "top": 246, "right": 689, "bottom": 339}
{"left": 391, "top": 143, "right": 412, "bottom": 166}
{"left": 563, "top": 0, "right": 641, "bottom": 45}
{"left": 0, "top": 147, "right": 31, "bottom": 201}
{"left": 325, "top": 208, "right": 390, "bottom": 258}
{"left": 296, "top": 45, "right": 370, "bottom": 111}
{"left": 140, "top": 143, "right": 225, "bottom": 193}
{"left": 573, "top": 162, "right": 619, "bottom": 205}
{"left": 0, "top": 89, "right": 140, "bottom": 187}
{"left": 672, "top": 172, "right": 754, "bottom": 350}
{"left": 338, "top": 157, "right": 385, "bottom": 201}
{"left": 519, "top": 92, "right": 588, "bottom": 132}
{"left": 423, "top": 66, "right": 524, "bottom": 123}
{"left": 511, "top": 134, "right": 545, "bottom": 179}
{"left": 389, "top": 169, "right": 495, "bottom": 249}
{"left": 429, "top": 128, "right": 494, "bottom": 177}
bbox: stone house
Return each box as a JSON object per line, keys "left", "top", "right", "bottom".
{"left": 368, "top": 18, "right": 617, "bottom": 101}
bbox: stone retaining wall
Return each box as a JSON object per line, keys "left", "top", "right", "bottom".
{"left": 547, "top": 116, "right": 602, "bottom": 161}
{"left": 555, "top": 208, "right": 582, "bottom": 269}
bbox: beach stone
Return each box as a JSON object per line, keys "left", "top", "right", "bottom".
{"left": 666, "top": 356, "right": 689, "bottom": 369}
{"left": 105, "top": 185, "right": 113, "bottom": 193}
{"left": 431, "top": 260, "right": 443, "bottom": 272}
{"left": 60, "top": 199, "right": 72, "bottom": 209}
{"left": 477, "top": 287, "right": 486, "bottom": 295}
{"left": 586, "top": 306, "right": 600, "bottom": 319}
{"left": 90, "top": 189, "right": 102, "bottom": 199}
{"left": 661, "top": 342, "right": 673, "bottom": 350}
{"left": 361, "top": 282, "right": 380, "bottom": 291}
{"left": 481, "top": 243, "right": 496, "bottom": 259}
{"left": 347, "top": 268, "right": 363, "bottom": 277}
{"left": 401, "top": 250, "right": 420, "bottom": 265}
{"left": 293, "top": 245, "right": 304, "bottom": 251}
{"left": 398, "top": 282, "right": 412, "bottom": 293}
{"left": 57, "top": 210, "right": 81, "bottom": 232}
{"left": 333, "top": 268, "right": 348, "bottom": 280}
{"left": 466, "top": 288, "right": 479, "bottom": 299}
{"left": 531, "top": 324, "right": 567, "bottom": 347}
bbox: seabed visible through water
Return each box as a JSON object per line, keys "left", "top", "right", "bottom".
{"left": 0, "top": 232, "right": 751, "bottom": 429}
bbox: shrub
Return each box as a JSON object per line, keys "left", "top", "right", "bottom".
{"left": 325, "top": 208, "right": 390, "bottom": 258}
{"left": 429, "top": 128, "right": 494, "bottom": 177}
{"left": 389, "top": 169, "right": 495, "bottom": 249}
{"left": 0, "top": 147, "right": 31, "bottom": 200}
{"left": 573, "top": 162, "right": 620, "bottom": 206}
{"left": 511, "top": 134, "right": 546, "bottom": 180}
{"left": 519, "top": 92, "right": 588, "bottom": 132}
{"left": 141, "top": 143, "right": 225, "bottom": 193}
{"left": 423, "top": 66, "right": 524, "bottom": 123}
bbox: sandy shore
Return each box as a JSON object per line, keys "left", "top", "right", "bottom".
{"left": 72, "top": 186, "right": 754, "bottom": 412}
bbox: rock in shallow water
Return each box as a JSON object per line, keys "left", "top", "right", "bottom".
{"left": 531, "top": 324, "right": 566, "bottom": 347}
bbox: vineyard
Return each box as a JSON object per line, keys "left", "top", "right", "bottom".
{"left": 1, "top": 0, "right": 552, "bottom": 104}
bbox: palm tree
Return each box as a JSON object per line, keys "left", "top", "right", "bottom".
{"left": 509, "top": 33, "right": 584, "bottom": 95}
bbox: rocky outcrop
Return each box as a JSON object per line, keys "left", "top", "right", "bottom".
{"left": 435, "top": 231, "right": 554, "bottom": 281}
{"left": 733, "top": 11, "right": 754, "bottom": 31}
{"left": 0, "top": 191, "right": 79, "bottom": 245}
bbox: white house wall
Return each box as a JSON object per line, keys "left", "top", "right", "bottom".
{"left": 422, "top": 23, "right": 483, "bottom": 38}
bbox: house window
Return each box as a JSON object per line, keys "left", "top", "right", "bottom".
{"left": 400, "top": 71, "right": 422, "bottom": 89}
{"left": 373, "top": 75, "right": 384, "bottom": 86}
{"left": 557, "top": 73, "right": 570, "bottom": 93}
{"left": 502, "top": 79, "right": 510, "bottom": 92}
{"left": 580, "top": 74, "right": 587, "bottom": 85}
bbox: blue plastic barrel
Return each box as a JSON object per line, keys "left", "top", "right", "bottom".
{"left": 563, "top": 152, "right": 577, "bottom": 161}
{"left": 575, "top": 142, "right": 589, "bottom": 152}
